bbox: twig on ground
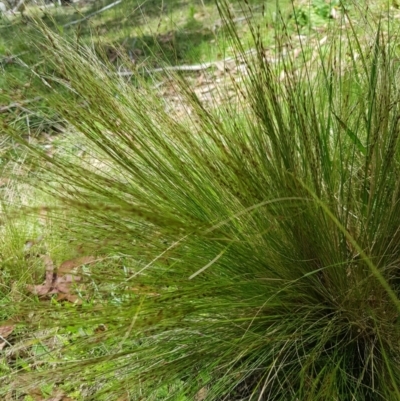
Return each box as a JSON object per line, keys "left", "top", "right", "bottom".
{"left": 118, "top": 62, "right": 214, "bottom": 76}
{"left": 118, "top": 49, "right": 259, "bottom": 76}
{"left": 146, "top": 62, "right": 217, "bottom": 73}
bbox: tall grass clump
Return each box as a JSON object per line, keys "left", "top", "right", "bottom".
{"left": 4, "top": 1, "right": 400, "bottom": 400}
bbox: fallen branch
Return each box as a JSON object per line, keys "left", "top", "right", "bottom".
{"left": 119, "top": 62, "right": 216, "bottom": 76}
{"left": 118, "top": 49, "right": 259, "bottom": 77}
{"left": 63, "top": 0, "right": 123, "bottom": 28}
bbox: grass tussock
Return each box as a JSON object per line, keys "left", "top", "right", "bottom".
{"left": 3, "top": 1, "right": 400, "bottom": 400}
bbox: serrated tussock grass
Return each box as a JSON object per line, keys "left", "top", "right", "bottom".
{"left": 4, "top": 1, "right": 400, "bottom": 400}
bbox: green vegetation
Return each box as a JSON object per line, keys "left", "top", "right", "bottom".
{"left": 0, "top": 0, "right": 280, "bottom": 143}
{"left": 2, "top": 0, "right": 400, "bottom": 400}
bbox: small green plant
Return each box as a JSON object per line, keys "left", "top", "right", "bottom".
{"left": 3, "top": 0, "right": 400, "bottom": 400}
{"left": 292, "top": 0, "right": 348, "bottom": 27}
{"left": 313, "top": 0, "right": 340, "bottom": 19}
